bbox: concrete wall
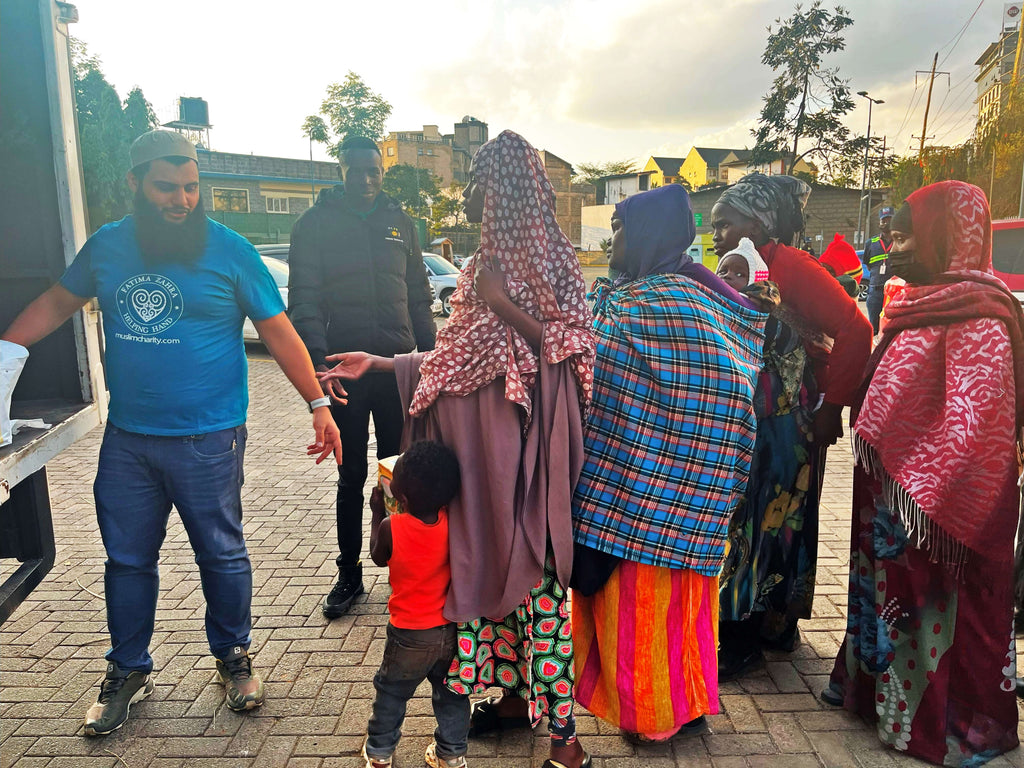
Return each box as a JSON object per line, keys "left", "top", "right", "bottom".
{"left": 581, "top": 204, "right": 615, "bottom": 251}
{"left": 688, "top": 184, "right": 891, "bottom": 249}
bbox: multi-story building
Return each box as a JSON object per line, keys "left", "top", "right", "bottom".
{"left": 538, "top": 150, "right": 596, "bottom": 247}
{"left": 197, "top": 148, "right": 340, "bottom": 244}
{"left": 642, "top": 156, "right": 687, "bottom": 187}
{"left": 680, "top": 147, "right": 744, "bottom": 190}
{"left": 379, "top": 116, "right": 488, "bottom": 186}
{"left": 976, "top": 28, "right": 1020, "bottom": 133}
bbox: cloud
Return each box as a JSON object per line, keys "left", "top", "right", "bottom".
{"left": 72, "top": 0, "right": 1003, "bottom": 166}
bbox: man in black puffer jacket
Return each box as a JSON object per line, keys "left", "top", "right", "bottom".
{"left": 288, "top": 135, "right": 436, "bottom": 619}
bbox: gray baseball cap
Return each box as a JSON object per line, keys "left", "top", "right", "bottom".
{"left": 129, "top": 130, "right": 198, "bottom": 168}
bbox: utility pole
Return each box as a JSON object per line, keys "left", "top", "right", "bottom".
{"left": 915, "top": 54, "right": 950, "bottom": 163}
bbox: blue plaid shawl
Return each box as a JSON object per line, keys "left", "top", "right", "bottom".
{"left": 572, "top": 274, "right": 766, "bottom": 575}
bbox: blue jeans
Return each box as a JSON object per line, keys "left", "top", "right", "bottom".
{"left": 93, "top": 423, "right": 251, "bottom": 673}
{"left": 366, "top": 623, "right": 469, "bottom": 759}
{"left": 867, "top": 286, "right": 884, "bottom": 335}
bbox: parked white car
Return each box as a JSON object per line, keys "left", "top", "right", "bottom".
{"left": 423, "top": 253, "right": 461, "bottom": 317}
{"left": 243, "top": 256, "right": 289, "bottom": 342}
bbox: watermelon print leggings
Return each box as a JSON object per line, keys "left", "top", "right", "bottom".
{"left": 446, "top": 565, "right": 577, "bottom": 738}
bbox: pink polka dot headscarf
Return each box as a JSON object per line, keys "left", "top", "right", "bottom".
{"left": 409, "top": 130, "right": 595, "bottom": 420}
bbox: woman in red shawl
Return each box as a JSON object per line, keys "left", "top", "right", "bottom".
{"left": 823, "top": 181, "right": 1023, "bottom": 765}
{"left": 320, "top": 131, "right": 595, "bottom": 768}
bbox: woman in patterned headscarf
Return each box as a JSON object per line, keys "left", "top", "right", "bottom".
{"left": 823, "top": 181, "right": 1023, "bottom": 765}
{"left": 711, "top": 173, "right": 872, "bottom": 679}
{"left": 320, "top": 131, "right": 595, "bottom": 768}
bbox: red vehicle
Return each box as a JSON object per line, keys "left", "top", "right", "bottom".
{"left": 992, "top": 218, "right": 1024, "bottom": 299}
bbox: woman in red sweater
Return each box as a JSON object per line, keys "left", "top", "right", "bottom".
{"left": 710, "top": 173, "right": 872, "bottom": 679}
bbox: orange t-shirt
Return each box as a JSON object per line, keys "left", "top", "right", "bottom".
{"left": 387, "top": 509, "right": 450, "bottom": 629}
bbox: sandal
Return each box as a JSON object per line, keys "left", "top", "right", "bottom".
{"left": 542, "top": 753, "right": 592, "bottom": 768}
{"left": 468, "top": 696, "right": 531, "bottom": 737}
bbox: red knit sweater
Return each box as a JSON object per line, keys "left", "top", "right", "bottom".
{"left": 758, "top": 241, "right": 872, "bottom": 406}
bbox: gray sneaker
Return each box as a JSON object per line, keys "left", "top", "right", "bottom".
{"left": 216, "top": 646, "right": 264, "bottom": 711}
{"left": 83, "top": 661, "right": 154, "bottom": 736}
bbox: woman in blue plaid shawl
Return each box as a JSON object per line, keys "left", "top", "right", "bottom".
{"left": 571, "top": 185, "right": 766, "bottom": 741}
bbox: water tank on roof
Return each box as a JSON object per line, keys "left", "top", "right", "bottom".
{"left": 178, "top": 97, "right": 210, "bottom": 128}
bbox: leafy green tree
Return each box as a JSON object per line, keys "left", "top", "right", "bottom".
{"left": 71, "top": 40, "right": 157, "bottom": 230}
{"left": 382, "top": 164, "right": 440, "bottom": 219}
{"left": 751, "top": 2, "right": 855, "bottom": 177}
{"left": 430, "top": 183, "right": 465, "bottom": 230}
{"left": 830, "top": 135, "right": 896, "bottom": 189}
{"left": 572, "top": 160, "right": 638, "bottom": 186}
{"left": 885, "top": 80, "right": 1024, "bottom": 218}
{"left": 304, "top": 72, "right": 392, "bottom": 157}
{"left": 123, "top": 87, "right": 157, "bottom": 138}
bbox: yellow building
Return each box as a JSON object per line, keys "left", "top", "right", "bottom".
{"left": 642, "top": 156, "right": 687, "bottom": 188}
{"left": 680, "top": 147, "right": 743, "bottom": 190}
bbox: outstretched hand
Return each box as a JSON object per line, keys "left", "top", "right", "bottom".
{"left": 317, "top": 352, "right": 374, "bottom": 404}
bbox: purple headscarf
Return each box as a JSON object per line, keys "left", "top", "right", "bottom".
{"left": 615, "top": 184, "right": 754, "bottom": 307}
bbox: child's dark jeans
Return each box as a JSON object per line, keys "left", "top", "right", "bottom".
{"left": 365, "top": 622, "right": 469, "bottom": 760}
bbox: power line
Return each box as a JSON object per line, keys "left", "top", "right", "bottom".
{"left": 893, "top": 81, "right": 925, "bottom": 147}
{"left": 937, "top": 0, "right": 986, "bottom": 69}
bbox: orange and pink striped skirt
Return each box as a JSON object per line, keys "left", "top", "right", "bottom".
{"left": 572, "top": 560, "right": 719, "bottom": 738}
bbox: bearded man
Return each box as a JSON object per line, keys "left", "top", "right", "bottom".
{"left": 1, "top": 130, "right": 342, "bottom": 735}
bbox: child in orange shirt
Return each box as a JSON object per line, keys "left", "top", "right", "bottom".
{"left": 362, "top": 440, "right": 468, "bottom": 768}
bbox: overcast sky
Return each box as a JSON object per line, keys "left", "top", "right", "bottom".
{"left": 73, "top": 0, "right": 1007, "bottom": 170}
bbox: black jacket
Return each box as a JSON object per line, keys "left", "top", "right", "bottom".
{"left": 288, "top": 186, "right": 436, "bottom": 367}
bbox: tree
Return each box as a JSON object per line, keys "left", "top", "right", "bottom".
{"left": 71, "top": 39, "right": 158, "bottom": 230}
{"left": 431, "top": 183, "right": 465, "bottom": 231}
{"left": 382, "top": 164, "right": 440, "bottom": 219}
{"left": 304, "top": 72, "right": 392, "bottom": 158}
{"left": 572, "top": 160, "right": 638, "bottom": 186}
{"left": 830, "top": 135, "right": 897, "bottom": 189}
{"left": 751, "top": 2, "right": 855, "bottom": 178}
{"left": 884, "top": 80, "right": 1024, "bottom": 219}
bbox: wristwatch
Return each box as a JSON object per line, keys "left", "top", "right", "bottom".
{"left": 308, "top": 396, "right": 332, "bottom": 412}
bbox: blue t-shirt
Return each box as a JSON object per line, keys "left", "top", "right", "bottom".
{"left": 61, "top": 216, "right": 285, "bottom": 435}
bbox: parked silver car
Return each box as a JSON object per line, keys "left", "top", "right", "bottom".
{"left": 255, "top": 243, "right": 289, "bottom": 263}
{"left": 243, "top": 256, "right": 289, "bottom": 342}
{"left": 423, "top": 253, "right": 461, "bottom": 317}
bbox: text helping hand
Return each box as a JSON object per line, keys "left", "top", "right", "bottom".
{"left": 307, "top": 405, "right": 342, "bottom": 465}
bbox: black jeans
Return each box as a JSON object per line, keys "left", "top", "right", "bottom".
{"left": 332, "top": 372, "right": 404, "bottom": 570}
{"left": 365, "top": 623, "right": 469, "bottom": 759}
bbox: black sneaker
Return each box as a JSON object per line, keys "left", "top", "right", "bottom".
{"left": 323, "top": 563, "right": 365, "bottom": 619}
{"left": 84, "top": 661, "right": 154, "bottom": 736}
{"left": 216, "top": 645, "right": 264, "bottom": 711}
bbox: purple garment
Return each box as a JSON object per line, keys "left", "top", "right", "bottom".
{"left": 614, "top": 185, "right": 695, "bottom": 282}
{"left": 613, "top": 185, "right": 755, "bottom": 310}
{"left": 394, "top": 351, "right": 584, "bottom": 623}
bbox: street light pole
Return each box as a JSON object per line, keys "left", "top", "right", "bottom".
{"left": 856, "top": 91, "right": 885, "bottom": 247}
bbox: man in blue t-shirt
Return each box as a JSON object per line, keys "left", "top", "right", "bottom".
{"left": 2, "top": 130, "right": 341, "bottom": 736}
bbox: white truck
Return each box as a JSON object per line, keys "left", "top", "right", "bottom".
{"left": 0, "top": 0, "right": 107, "bottom": 621}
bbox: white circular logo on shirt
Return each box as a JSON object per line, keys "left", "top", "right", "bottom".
{"left": 116, "top": 274, "right": 183, "bottom": 335}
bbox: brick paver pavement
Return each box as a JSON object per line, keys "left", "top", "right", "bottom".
{"left": 3, "top": 353, "right": 1024, "bottom": 768}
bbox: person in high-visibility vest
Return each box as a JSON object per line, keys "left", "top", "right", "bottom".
{"left": 862, "top": 206, "right": 894, "bottom": 334}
